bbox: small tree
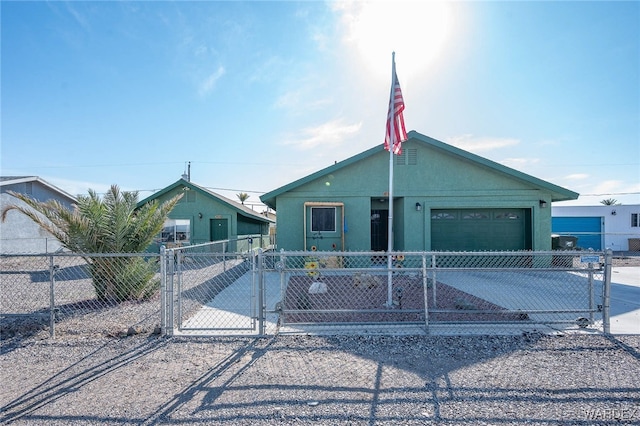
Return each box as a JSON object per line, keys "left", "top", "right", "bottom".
{"left": 1, "top": 185, "right": 182, "bottom": 303}
{"left": 600, "top": 198, "right": 619, "bottom": 206}
{"left": 237, "top": 192, "right": 249, "bottom": 205}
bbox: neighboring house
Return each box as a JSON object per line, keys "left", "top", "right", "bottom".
{"left": 0, "top": 176, "right": 77, "bottom": 253}
{"left": 137, "top": 179, "right": 273, "bottom": 251}
{"left": 260, "top": 131, "right": 579, "bottom": 252}
{"left": 552, "top": 204, "right": 640, "bottom": 252}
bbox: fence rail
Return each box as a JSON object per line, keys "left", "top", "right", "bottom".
{"left": 161, "top": 248, "right": 613, "bottom": 337}
{"left": 1, "top": 247, "right": 614, "bottom": 339}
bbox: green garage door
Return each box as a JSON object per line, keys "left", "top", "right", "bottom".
{"left": 431, "top": 209, "right": 531, "bottom": 251}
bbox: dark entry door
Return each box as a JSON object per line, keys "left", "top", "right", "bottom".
{"left": 210, "top": 218, "right": 228, "bottom": 241}
{"left": 371, "top": 209, "right": 388, "bottom": 251}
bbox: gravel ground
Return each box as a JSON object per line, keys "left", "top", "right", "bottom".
{"left": 2, "top": 255, "right": 639, "bottom": 425}
{"left": 1, "top": 333, "right": 639, "bottom": 425}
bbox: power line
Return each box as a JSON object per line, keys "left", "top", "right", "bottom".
{"left": 10, "top": 160, "right": 302, "bottom": 169}
{"left": 202, "top": 186, "right": 266, "bottom": 194}
{"left": 579, "top": 192, "right": 640, "bottom": 196}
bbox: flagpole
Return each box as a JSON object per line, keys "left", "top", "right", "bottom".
{"left": 386, "top": 52, "right": 396, "bottom": 308}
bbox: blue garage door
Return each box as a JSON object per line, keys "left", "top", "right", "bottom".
{"left": 551, "top": 217, "right": 602, "bottom": 250}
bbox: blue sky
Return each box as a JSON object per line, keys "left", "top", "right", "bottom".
{"left": 2, "top": 1, "right": 638, "bottom": 209}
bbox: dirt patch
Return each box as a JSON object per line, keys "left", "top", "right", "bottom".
{"left": 283, "top": 274, "right": 527, "bottom": 324}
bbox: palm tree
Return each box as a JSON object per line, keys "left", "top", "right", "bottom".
{"left": 1, "top": 185, "right": 182, "bottom": 302}
{"left": 600, "top": 198, "right": 619, "bottom": 206}
{"left": 237, "top": 192, "right": 249, "bottom": 205}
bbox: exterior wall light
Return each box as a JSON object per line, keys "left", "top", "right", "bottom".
{"left": 539, "top": 200, "right": 548, "bottom": 208}
{"left": 415, "top": 202, "right": 422, "bottom": 211}
{"left": 198, "top": 212, "right": 203, "bottom": 219}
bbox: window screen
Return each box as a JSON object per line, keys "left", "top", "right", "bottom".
{"left": 311, "top": 207, "right": 336, "bottom": 232}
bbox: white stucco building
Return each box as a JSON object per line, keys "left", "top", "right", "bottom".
{"left": 551, "top": 204, "right": 640, "bottom": 252}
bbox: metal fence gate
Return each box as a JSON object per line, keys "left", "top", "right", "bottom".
{"left": 162, "top": 249, "right": 613, "bottom": 336}
{"left": 161, "top": 240, "right": 265, "bottom": 336}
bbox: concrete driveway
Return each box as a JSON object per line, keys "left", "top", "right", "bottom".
{"left": 608, "top": 266, "right": 640, "bottom": 334}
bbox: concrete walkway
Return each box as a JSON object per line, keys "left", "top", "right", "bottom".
{"left": 179, "top": 271, "right": 283, "bottom": 335}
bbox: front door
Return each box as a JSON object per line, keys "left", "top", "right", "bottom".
{"left": 210, "top": 218, "right": 229, "bottom": 242}
{"left": 371, "top": 209, "right": 388, "bottom": 251}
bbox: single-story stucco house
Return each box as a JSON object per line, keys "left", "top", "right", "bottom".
{"left": 138, "top": 178, "right": 273, "bottom": 251}
{"left": 552, "top": 204, "right": 640, "bottom": 252}
{"left": 260, "top": 131, "right": 579, "bottom": 252}
{"left": 0, "top": 176, "right": 77, "bottom": 253}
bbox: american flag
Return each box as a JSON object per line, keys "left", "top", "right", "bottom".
{"left": 383, "top": 67, "right": 407, "bottom": 155}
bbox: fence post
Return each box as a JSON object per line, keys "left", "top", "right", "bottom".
{"left": 588, "top": 260, "right": 595, "bottom": 324}
{"left": 223, "top": 242, "right": 227, "bottom": 272}
{"left": 422, "top": 253, "right": 429, "bottom": 332}
{"left": 431, "top": 253, "right": 437, "bottom": 307}
{"left": 279, "top": 248, "right": 287, "bottom": 326}
{"left": 257, "top": 248, "right": 265, "bottom": 335}
{"left": 175, "top": 249, "right": 183, "bottom": 333}
{"left": 602, "top": 249, "right": 613, "bottom": 335}
{"left": 160, "top": 246, "right": 167, "bottom": 336}
{"left": 167, "top": 248, "right": 176, "bottom": 336}
{"left": 49, "top": 255, "right": 57, "bottom": 338}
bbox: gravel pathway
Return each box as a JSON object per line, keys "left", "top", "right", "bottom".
{"left": 2, "top": 333, "right": 639, "bottom": 425}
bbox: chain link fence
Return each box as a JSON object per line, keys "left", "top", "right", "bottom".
{"left": 1, "top": 246, "right": 613, "bottom": 340}
{"left": 1, "top": 252, "right": 163, "bottom": 339}
{"left": 165, "top": 249, "right": 612, "bottom": 336}
{"left": 0, "top": 236, "right": 265, "bottom": 340}
{"left": 161, "top": 242, "right": 252, "bottom": 335}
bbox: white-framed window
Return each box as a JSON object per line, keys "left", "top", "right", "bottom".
{"left": 311, "top": 207, "right": 336, "bottom": 232}
{"left": 160, "top": 219, "right": 191, "bottom": 244}
{"left": 632, "top": 213, "right": 640, "bottom": 227}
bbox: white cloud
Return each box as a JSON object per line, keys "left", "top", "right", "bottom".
{"left": 445, "top": 134, "right": 520, "bottom": 152}
{"left": 274, "top": 90, "right": 302, "bottom": 109}
{"left": 198, "top": 66, "right": 225, "bottom": 96}
{"left": 592, "top": 180, "right": 626, "bottom": 195}
{"left": 281, "top": 119, "right": 362, "bottom": 150}
{"left": 564, "top": 173, "right": 590, "bottom": 180}
{"left": 563, "top": 180, "right": 640, "bottom": 206}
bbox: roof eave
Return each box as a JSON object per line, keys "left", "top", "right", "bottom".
{"left": 260, "top": 144, "right": 384, "bottom": 210}
{"left": 138, "top": 179, "right": 272, "bottom": 223}
{"left": 407, "top": 131, "right": 580, "bottom": 202}
{"left": 0, "top": 175, "right": 78, "bottom": 202}
{"left": 260, "top": 131, "right": 580, "bottom": 206}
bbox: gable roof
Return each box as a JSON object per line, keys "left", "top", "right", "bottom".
{"left": 260, "top": 130, "right": 579, "bottom": 209}
{"left": 0, "top": 176, "right": 77, "bottom": 203}
{"left": 138, "top": 179, "right": 273, "bottom": 223}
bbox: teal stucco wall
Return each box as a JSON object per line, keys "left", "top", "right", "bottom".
{"left": 140, "top": 181, "right": 271, "bottom": 251}
{"left": 270, "top": 137, "right": 560, "bottom": 252}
